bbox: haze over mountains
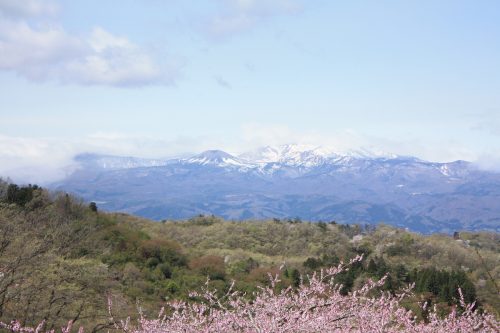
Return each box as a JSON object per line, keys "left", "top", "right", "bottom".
{"left": 52, "top": 144, "right": 500, "bottom": 233}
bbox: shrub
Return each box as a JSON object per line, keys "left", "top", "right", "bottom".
{"left": 157, "top": 263, "right": 172, "bottom": 279}
{"left": 138, "top": 239, "right": 186, "bottom": 267}
{"left": 146, "top": 257, "right": 160, "bottom": 268}
{"left": 189, "top": 255, "right": 226, "bottom": 280}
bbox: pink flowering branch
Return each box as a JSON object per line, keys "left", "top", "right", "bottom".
{"left": 111, "top": 256, "right": 499, "bottom": 332}
{"left": 2, "top": 256, "right": 498, "bottom": 332}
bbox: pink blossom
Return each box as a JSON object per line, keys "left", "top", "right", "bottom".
{"left": 3, "top": 257, "right": 498, "bottom": 332}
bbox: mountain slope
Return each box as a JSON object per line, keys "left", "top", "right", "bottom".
{"left": 51, "top": 145, "right": 500, "bottom": 233}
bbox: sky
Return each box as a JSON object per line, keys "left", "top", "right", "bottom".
{"left": 0, "top": 0, "right": 499, "bottom": 183}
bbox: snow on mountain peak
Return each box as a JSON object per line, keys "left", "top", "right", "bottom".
{"left": 76, "top": 145, "right": 413, "bottom": 172}
{"left": 239, "top": 144, "right": 338, "bottom": 166}
{"left": 186, "top": 150, "right": 249, "bottom": 167}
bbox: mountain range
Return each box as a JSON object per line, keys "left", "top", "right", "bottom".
{"left": 51, "top": 144, "right": 500, "bottom": 233}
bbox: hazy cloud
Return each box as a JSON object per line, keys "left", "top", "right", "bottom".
{"left": 475, "top": 152, "right": 500, "bottom": 172}
{"left": 224, "top": 0, "right": 302, "bottom": 18}
{"left": 0, "top": 133, "right": 230, "bottom": 183}
{"left": 0, "top": 0, "right": 58, "bottom": 18}
{"left": 207, "top": 0, "right": 303, "bottom": 38}
{"left": 1, "top": 124, "right": 498, "bottom": 184}
{"left": 240, "top": 123, "right": 370, "bottom": 153}
{"left": 214, "top": 75, "right": 232, "bottom": 88}
{"left": 239, "top": 123, "right": 486, "bottom": 163}
{"left": 0, "top": 134, "right": 76, "bottom": 184}
{"left": 470, "top": 110, "right": 500, "bottom": 136}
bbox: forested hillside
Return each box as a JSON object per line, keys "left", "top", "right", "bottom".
{"left": 0, "top": 180, "right": 498, "bottom": 331}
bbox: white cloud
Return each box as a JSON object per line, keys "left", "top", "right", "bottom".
{"left": 0, "top": 0, "right": 58, "bottom": 18}
{"left": 62, "top": 27, "right": 176, "bottom": 86}
{"left": 0, "top": 20, "right": 83, "bottom": 80}
{"left": 0, "top": 2, "right": 180, "bottom": 86}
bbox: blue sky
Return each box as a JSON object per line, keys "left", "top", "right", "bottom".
{"left": 0, "top": 0, "right": 499, "bottom": 182}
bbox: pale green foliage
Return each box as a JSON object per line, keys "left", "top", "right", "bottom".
{"left": 141, "top": 219, "right": 499, "bottom": 315}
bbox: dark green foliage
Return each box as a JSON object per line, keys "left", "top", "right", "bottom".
{"left": 187, "top": 214, "right": 220, "bottom": 226}
{"left": 290, "top": 268, "right": 301, "bottom": 287}
{"left": 395, "top": 264, "right": 409, "bottom": 283}
{"left": 366, "top": 256, "right": 388, "bottom": 278}
{"left": 321, "top": 254, "right": 340, "bottom": 266}
{"left": 317, "top": 221, "right": 327, "bottom": 231}
{"left": 89, "top": 201, "right": 98, "bottom": 212}
{"left": 138, "top": 239, "right": 187, "bottom": 267}
{"left": 338, "top": 224, "right": 361, "bottom": 238}
{"left": 335, "top": 268, "right": 357, "bottom": 295}
{"left": 303, "top": 254, "right": 340, "bottom": 271}
{"left": 303, "top": 257, "right": 322, "bottom": 270}
{"left": 413, "top": 267, "right": 476, "bottom": 305}
{"left": 352, "top": 243, "right": 372, "bottom": 256}
{"left": 4, "top": 184, "right": 39, "bottom": 206}
{"left": 367, "top": 258, "right": 378, "bottom": 274}
{"left": 375, "top": 257, "right": 389, "bottom": 278}
{"left": 386, "top": 243, "right": 408, "bottom": 256}
{"left": 383, "top": 273, "right": 394, "bottom": 291}
{"left": 233, "top": 257, "right": 259, "bottom": 274}
{"left": 146, "top": 257, "right": 160, "bottom": 268}
{"left": 164, "top": 280, "right": 180, "bottom": 293}
{"left": 157, "top": 263, "right": 172, "bottom": 279}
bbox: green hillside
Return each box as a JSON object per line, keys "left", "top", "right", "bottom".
{"left": 0, "top": 180, "right": 498, "bottom": 331}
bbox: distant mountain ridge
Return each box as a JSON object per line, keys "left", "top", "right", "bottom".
{"left": 74, "top": 153, "right": 171, "bottom": 170}
{"left": 52, "top": 144, "right": 500, "bottom": 233}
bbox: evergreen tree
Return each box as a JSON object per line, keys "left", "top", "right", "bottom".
{"left": 291, "top": 269, "right": 301, "bottom": 288}
{"left": 303, "top": 257, "right": 322, "bottom": 270}
{"left": 376, "top": 257, "right": 388, "bottom": 278}
{"left": 395, "top": 264, "right": 409, "bottom": 283}
{"left": 367, "top": 258, "right": 378, "bottom": 275}
{"left": 89, "top": 202, "right": 98, "bottom": 212}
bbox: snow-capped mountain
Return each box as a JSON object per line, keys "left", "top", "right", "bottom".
{"left": 239, "top": 144, "right": 335, "bottom": 167}
{"left": 238, "top": 144, "right": 411, "bottom": 169}
{"left": 185, "top": 150, "right": 251, "bottom": 168}
{"left": 52, "top": 145, "right": 500, "bottom": 233}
